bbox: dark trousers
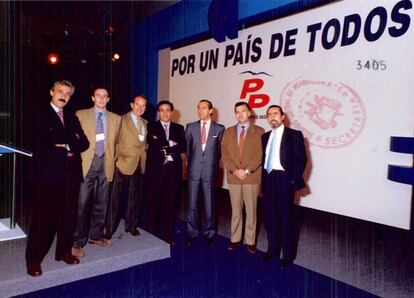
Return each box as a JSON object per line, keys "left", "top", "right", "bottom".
{"left": 187, "top": 179, "right": 215, "bottom": 238}
{"left": 73, "top": 155, "right": 110, "bottom": 246}
{"left": 146, "top": 162, "right": 179, "bottom": 242}
{"left": 106, "top": 166, "right": 144, "bottom": 235}
{"left": 26, "top": 160, "right": 80, "bottom": 265}
{"left": 262, "top": 170, "right": 295, "bottom": 261}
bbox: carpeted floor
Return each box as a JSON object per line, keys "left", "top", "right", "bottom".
{"left": 18, "top": 220, "right": 377, "bottom": 298}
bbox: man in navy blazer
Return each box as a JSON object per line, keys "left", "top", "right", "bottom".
{"left": 145, "top": 100, "right": 186, "bottom": 244}
{"left": 185, "top": 99, "right": 224, "bottom": 245}
{"left": 261, "top": 105, "right": 307, "bottom": 268}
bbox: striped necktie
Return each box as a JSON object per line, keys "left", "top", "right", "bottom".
{"left": 96, "top": 112, "right": 105, "bottom": 157}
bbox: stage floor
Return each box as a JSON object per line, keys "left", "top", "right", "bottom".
{"left": 0, "top": 222, "right": 170, "bottom": 297}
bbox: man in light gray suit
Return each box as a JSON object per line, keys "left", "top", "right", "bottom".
{"left": 185, "top": 99, "right": 224, "bottom": 246}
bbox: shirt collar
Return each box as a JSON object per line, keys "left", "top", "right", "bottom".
{"left": 238, "top": 122, "right": 250, "bottom": 130}
{"left": 50, "top": 102, "right": 62, "bottom": 113}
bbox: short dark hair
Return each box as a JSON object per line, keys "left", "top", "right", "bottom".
{"left": 266, "top": 104, "right": 285, "bottom": 116}
{"left": 234, "top": 101, "right": 251, "bottom": 112}
{"left": 51, "top": 80, "right": 75, "bottom": 95}
{"left": 92, "top": 86, "right": 109, "bottom": 95}
{"left": 157, "top": 100, "right": 174, "bottom": 111}
{"left": 198, "top": 99, "right": 213, "bottom": 110}
{"left": 131, "top": 94, "right": 147, "bottom": 104}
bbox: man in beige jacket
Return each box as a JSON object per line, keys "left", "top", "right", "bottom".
{"left": 221, "top": 102, "right": 264, "bottom": 253}
{"left": 72, "top": 87, "right": 121, "bottom": 257}
{"left": 105, "top": 95, "right": 147, "bottom": 237}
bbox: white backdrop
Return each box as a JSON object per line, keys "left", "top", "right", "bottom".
{"left": 167, "top": 0, "right": 414, "bottom": 229}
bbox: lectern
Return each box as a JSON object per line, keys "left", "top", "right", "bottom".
{"left": 0, "top": 143, "right": 32, "bottom": 241}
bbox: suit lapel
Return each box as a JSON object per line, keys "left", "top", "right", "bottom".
{"left": 156, "top": 121, "right": 167, "bottom": 141}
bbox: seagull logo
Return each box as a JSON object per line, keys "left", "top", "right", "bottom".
{"left": 239, "top": 71, "right": 273, "bottom": 77}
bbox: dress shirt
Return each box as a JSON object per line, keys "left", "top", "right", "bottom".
{"left": 264, "top": 124, "right": 285, "bottom": 171}
{"left": 130, "top": 112, "right": 146, "bottom": 135}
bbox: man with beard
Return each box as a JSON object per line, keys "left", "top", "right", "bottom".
{"left": 260, "top": 105, "right": 307, "bottom": 268}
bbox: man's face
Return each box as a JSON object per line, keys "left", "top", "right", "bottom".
{"left": 197, "top": 101, "right": 212, "bottom": 121}
{"left": 158, "top": 103, "right": 172, "bottom": 123}
{"left": 50, "top": 84, "right": 72, "bottom": 109}
{"left": 92, "top": 88, "right": 109, "bottom": 109}
{"left": 235, "top": 105, "right": 251, "bottom": 124}
{"left": 266, "top": 106, "right": 286, "bottom": 129}
{"left": 131, "top": 96, "right": 146, "bottom": 117}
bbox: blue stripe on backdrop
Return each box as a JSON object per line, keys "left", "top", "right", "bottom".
{"left": 19, "top": 220, "right": 377, "bottom": 298}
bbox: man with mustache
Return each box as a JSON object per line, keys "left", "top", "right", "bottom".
{"left": 260, "top": 105, "right": 307, "bottom": 268}
{"left": 26, "top": 80, "right": 89, "bottom": 277}
{"left": 72, "top": 87, "right": 121, "bottom": 258}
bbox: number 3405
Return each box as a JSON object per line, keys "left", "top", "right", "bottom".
{"left": 356, "top": 60, "right": 386, "bottom": 70}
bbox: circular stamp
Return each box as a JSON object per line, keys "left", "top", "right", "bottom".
{"left": 280, "top": 77, "right": 366, "bottom": 148}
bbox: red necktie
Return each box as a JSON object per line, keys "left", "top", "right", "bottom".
{"left": 201, "top": 122, "right": 207, "bottom": 145}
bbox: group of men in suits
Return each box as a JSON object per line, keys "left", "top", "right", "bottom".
{"left": 25, "top": 81, "right": 306, "bottom": 276}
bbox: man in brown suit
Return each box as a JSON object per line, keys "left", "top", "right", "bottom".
{"left": 72, "top": 87, "right": 121, "bottom": 257}
{"left": 221, "top": 102, "right": 264, "bottom": 253}
{"left": 105, "top": 95, "right": 147, "bottom": 237}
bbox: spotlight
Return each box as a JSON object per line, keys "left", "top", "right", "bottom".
{"left": 48, "top": 53, "right": 60, "bottom": 65}
{"left": 113, "top": 53, "right": 120, "bottom": 60}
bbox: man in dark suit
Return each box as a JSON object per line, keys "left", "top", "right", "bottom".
{"left": 26, "top": 80, "right": 89, "bottom": 277}
{"left": 185, "top": 99, "right": 224, "bottom": 246}
{"left": 260, "top": 105, "right": 307, "bottom": 268}
{"left": 145, "top": 100, "right": 186, "bottom": 244}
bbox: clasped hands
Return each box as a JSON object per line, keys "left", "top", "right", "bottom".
{"left": 233, "top": 169, "right": 248, "bottom": 181}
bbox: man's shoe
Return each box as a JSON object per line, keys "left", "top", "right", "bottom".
{"left": 71, "top": 245, "right": 85, "bottom": 258}
{"left": 228, "top": 241, "right": 241, "bottom": 251}
{"left": 186, "top": 236, "right": 196, "bottom": 246}
{"left": 206, "top": 237, "right": 214, "bottom": 246}
{"left": 89, "top": 238, "right": 112, "bottom": 248}
{"left": 27, "top": 263, "right": 42, "bottom": 277}
{"left": 55, "top": 255, "right": 80, "bottom": 265}
{"left": 126, "top": 228, "right": 140, "bottom": 236}
{"left": 246, "top": 244, "right": 256, "bottom": 254}
{"left": 260, "top": 251, "right": 275, "bottom": 262}
{"left": 280, "top": 259, "right": 293, "bottom": 269}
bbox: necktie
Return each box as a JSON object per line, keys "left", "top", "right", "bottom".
{"left": 238, "top": 125, "right": 245, "bottom": 156}
{"left": 265, "top": 132, "right": 276, "bottom": 174}
{"left": 137, "top": 118, "right": 142, "bottom": 135}
{"left": 164, "top": 124, "right": 169, "bottom": 140}
{"left": 96, "top": 112, "right": 105, "bottom": 157}
{"left": 201, "top": 122, "right": 207, "bottom": 145}
{"left": 57, "top": 110, "right": 64, "bottom": 126}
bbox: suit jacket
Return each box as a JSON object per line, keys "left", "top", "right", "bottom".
{"left": 76, "top": 107, "right": 121, "bottom": 182}
{"left": 33, "top": 104, "right": 89, "bottom": 184}
{"left": 261, "top": 126, "right": 307, "bottom": 191}
{"left": 145, "top": 121, "right": 186, "bottom": 179}
{"left": 221, "top": 124, "right": 264, "bottom": 185}
{"left": 115, "top": 112, "right": 147, "bottom": 175}
{"left": 186, "top": 120, "right": 225, "bottom": 182}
